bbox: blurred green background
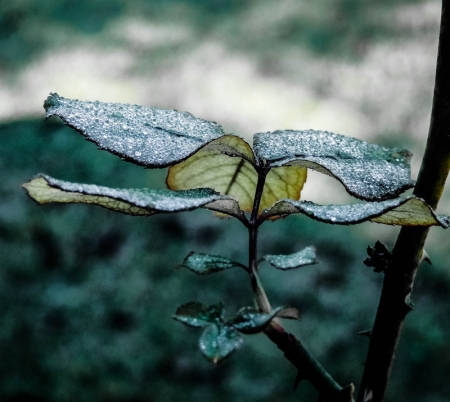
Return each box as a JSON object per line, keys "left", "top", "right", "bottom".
{"left": 1, "top": 1, "right": 450, "bottom": 401}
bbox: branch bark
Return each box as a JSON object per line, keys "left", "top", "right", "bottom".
{"left": 357, "top": 2, "right": 450, "bottom": 401}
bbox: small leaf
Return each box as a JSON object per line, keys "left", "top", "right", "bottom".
{"left": 178, "top": 252, "right": 247, "bottom": 274}
{"left": 263, "top": 246, "right": 317, "bottom": 270}
{"left": 261, "top": 196, "right": 450, "bottom": 228}
{"left": 199, "top": 323, "right": 243, "bottom": 364}
{"left": 253, "top": 130, "right": 414, "bottom": 201}
{"left": 22, "top": 174, "right": 246, "bottom": 221}
{"left": 167, "top": 135, "right": 307, "bottom": 213}
{"left": 173, "top": 302, "right": 224, "bottom": 327}
{"left": 44, "top": 93, "right": 225, "bottom": 168}
{"left": 229, "top": 306, "right": 300, "bottom": 335}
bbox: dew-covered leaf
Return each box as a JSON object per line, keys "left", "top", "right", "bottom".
{"left": 260, "top": 196, "right": 449, "bottom": 228}
{"left": 173, "top": 302, "right": 224, "bottom": 328}
{"left": 44, "top": 93, "right": 225, "bottom": 168}
{"left": 253, "top": 130, "right": 414, "bottom": 201}
{"left": 263, "top": 246, "right": 317, "bottom": 270}
{"left": 22, "top": 174, "right": 245, "bottom": 220}
{"left": 228, "top": 306, "right": 300, "bottom": 335}
{"left": 167, "top": 135, "right": 307, "bottom": 213}
{"left": 199, "top": 323, "right": 243, "bottom": 364}
{"left": 178, "top": 252, "right": 247, "bottom": 274}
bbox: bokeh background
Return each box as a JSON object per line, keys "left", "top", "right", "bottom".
{"left": 1, "top": 1, "right": 450, "bottom": 401}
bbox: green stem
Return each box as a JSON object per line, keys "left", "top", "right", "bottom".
{"left": 249, "top": 165, "right": 271, "bottom": 312}
{"left": 248, "top": 165, "right": 354, "bottom": 401}
{"left": 357, "top": 2, "right": 450, "bottom": 401}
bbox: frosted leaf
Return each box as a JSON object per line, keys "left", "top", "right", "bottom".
{"left": 253, "top": 130, "right": 414, "bottom": 201}
{"left": 44, "top": 93, "right": 225, "bottom": 168}
{"left": 173, "top": 302, "right": 224, "bottom": 328}
{"left": 263, "top": 246, "right": 317, "bottom": 270}
{"left": 261, "top": 196, "right": 449, "bottom": 228}
{"left": 199, "top": 323, "right": 243, "bottom": 364}
{"left": 22, "top": 174, "right": 245, "bottom": 220}
{"left": 178, "top": 252, "right": 247, "bottom": 274}
{"left": 228, "top": 306, "right": 300, "bottom": 335}
{"left": 168, "top": 135, "right": 307, "bottom": 214}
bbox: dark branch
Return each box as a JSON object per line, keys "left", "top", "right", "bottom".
{"left": 357, "top": 2, "right": 450, "bottom": 400}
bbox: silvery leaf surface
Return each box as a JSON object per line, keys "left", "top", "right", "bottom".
{"left": 253, "top": 130, "right": 414, "bottom": 201}
{"left": 199, "top": 323, "right": 243, "bottom": 364}
{"left": 44, "top": 93, "right": 226, "bottom": 168}
{"left": 263, "top": 246, "right": 317, "bottom": 270}
{"left": 228, "top": 306, "right": 300, "bottom": 335}
{"left": 173, "top": 302, "right": 224, "bottom": 328}
{"left": 178, "top": 252, "right": 247, "bottom": 274}
{"left": 22, "top": 174, "right": 245, "bottom": 220}
{"left": 260, "top": 196, "right": 449, "bottom": 228}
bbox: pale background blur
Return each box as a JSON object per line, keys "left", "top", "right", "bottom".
{"left": 1, "top": 1, "right": 449, "bottom": 401}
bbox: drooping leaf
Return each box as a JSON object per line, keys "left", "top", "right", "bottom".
{"left": 199, "top": 323, "right": 243, "bottom": 364}
{"left": 44, "top": 93, "right": 226, "bottom": 168}
{"left": 260, "top": 196, "right": 449, "bottom": 228}
{"left": 253, "top": 130, "right": 414, "bottom": 201}
{"left": 22, "top": 174, "right": 246, "bottom": 221}
{"left": 228, "top": 306, "right": 300, "bottom": 335}
{"left": 263, "top": 246, "right": 317, "bottom": 270}
{"left": 173, "top": 302, "right": 224, "bottom": 327}
{"left": 167, "top": 135, "right": 307, "bottom": 213}
{"left": 178, "top": 252, "right": 248, "bottom": 274}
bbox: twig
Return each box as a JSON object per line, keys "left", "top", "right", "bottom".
{"left": 249, "top": 164, "right": 355, "bottom": 401}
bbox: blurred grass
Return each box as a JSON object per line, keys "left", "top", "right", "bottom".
{"left": 1, "top": 1, "right": 450, "bottom": 401}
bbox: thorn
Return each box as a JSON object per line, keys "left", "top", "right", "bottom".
{"left": 338, "top": 383, "right": 355, "bottom": 401}
{"left": 404, "top": 292, "right": 414, "bottom": 315}
{"left": 358, "top": 329, "right": 372, "bottom": 338}
{"left": 293, "top": 370, "right": 304, "bottom": 390}
{"left": 421, "top": 250, "right": 432, "bottom": 265}
{"left": 363, "top": 388, "right": 373, "bottom": 402}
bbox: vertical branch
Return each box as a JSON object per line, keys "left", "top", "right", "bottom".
{"left": 247, "top": 164, "right": 354, "bottom": 401}
{"left": 357, "top": 2, "right": 450, "bottom": 401}
{"left": 248, "top": 165, "right": 272, "bottom": 313}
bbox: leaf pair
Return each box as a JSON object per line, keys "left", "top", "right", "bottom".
{"left": 41, "top": 94, "right": 307, "bottom": 215}
{"left": 173, "top": 302, "right": 299, "bottom": 364}
{"left": 23, "top": 94, "right": 449, "bottom": 228}
{"left": 177, "top": 247, "right": 318, "bottom": 275}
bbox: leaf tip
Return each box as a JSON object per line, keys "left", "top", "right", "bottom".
{"left": 43, "top": 92, "right": 61, "bottom": 114}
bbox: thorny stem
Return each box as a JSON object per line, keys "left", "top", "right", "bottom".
{"left": 249, "top": 164, "right": 354, "bottom": 401}
{"left": 357, "top": 2, "right": 450, "bottom": 401}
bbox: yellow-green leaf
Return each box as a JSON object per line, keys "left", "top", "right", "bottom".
{"left": 167, "top": 135, "right": 307, "bottom": 214}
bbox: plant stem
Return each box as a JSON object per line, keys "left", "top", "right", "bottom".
{"left": 249, "top": 165, "right": 272, "bottom": 313}
{"left": 357, "top": 2, "right": 450, "bottom": 401}
{"left": 249, "top": 165, "right": 354, "bottom": 401}
{"left": 265, "top": 321, "right": 354, "bottom": 402}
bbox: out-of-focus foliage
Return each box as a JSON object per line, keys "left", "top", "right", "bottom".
{"left": 1, "top": 1, "right": 450, "bottom": 401}
{"left": 2, "top": 119, "right": 450, "bottom": 402}
{"left": 0, "top": 0, "right": 423, "bottom": 70}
